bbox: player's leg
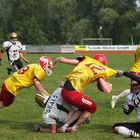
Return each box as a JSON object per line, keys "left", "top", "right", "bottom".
{"left": 36, "top": 110, "right": 57, "bottom": 134}
{"left": 66, "top": 111, "right": 92, "bottom": 132}
{"left": 113, "top": 122, "right": 140, "bottom": 138}
{"left": 58, "top": 89, "right": 96, "bottom": 133}
{"left": 57, "top": 110, "right": 82, "bottom": 132}
{"left": 34, "top": 124, "right": 57, "bottom": 134}
{"left": 111, "top": 89, "right": 130, "bottom": 108}
{"left": 0, "top": 83, "right": 15, "bottom": 109}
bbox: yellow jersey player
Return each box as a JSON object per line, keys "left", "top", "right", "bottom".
{"left": 53, "top": 54, "right": 119, "bottom": 133}
{"left": 0, "top": 56, "right": 53, "bottom": 109}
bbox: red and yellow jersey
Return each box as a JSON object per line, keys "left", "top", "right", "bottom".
{"left": 4, "top": 64, "right": 45, "bottom": 96}
{"left": 66, "top": 56, "right": 117, "bottom": 92}
{"left": 130, "top": 45, "right": 140, "bottom": 73}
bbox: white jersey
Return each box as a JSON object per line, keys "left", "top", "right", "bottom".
{"left": 127, "top": 92, "right": 140, "bottom": 122}
{"left": 2, "top": 41, "right": 22, "bottom": 62}
{"left": 42, "top": 88, "right": 76, "bottom": 124}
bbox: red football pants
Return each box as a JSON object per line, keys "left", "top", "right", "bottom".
{"left": 61, "top": 88, "right": 96, "bottom": 113}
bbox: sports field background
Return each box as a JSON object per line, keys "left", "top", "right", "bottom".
{"left": 0, "top": 53, "right": 137, "bottom": 140}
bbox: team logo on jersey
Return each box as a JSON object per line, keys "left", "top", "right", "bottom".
{"left": 81, "top": 96, "right": 92, "bottom": 105}
{"left": 46, "top": 95, "right": 58, "bottom": 112}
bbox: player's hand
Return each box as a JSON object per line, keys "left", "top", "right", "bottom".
{"left": 116, "top": 70, "right": 124, "bottom": 77}
{"left": 0, "top": 59, "right": 3, "bottom": 66}
{"left": 122, "top": 103, "right": 134, "bottom": 115}
{"left": 53, "top": 57, "right": 61, "bottom": 66}
{"left": 122, "top": 103, "right": 129, "bottom": 114}
{"left": 25, "top": 60, "right": 29, "bottom": 63}
{"left": 58, "top": 81, "right": 64, "bottom": 87}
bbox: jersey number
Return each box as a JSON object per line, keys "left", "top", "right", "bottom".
{"left": 85, "top": 63, "right": 105, "bottom": 75}
{"left": 18, "top": 66, "right": 29, "bottom": 74}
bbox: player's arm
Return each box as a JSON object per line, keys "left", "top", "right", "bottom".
{"left": 123, "top": 71, "right": 140, "bottom": 83}
{"left": 19, "top": 52, "right": 29, "bottom": 63}
{"left": 0, "top": 48, "right": 6, "bottom": 65}
{"left": 98, "top": 77, "right": 112, "bottom": 94}
{"left": 53, "top": 56, "right": 83, "bottom": 66}
{"left": 122, "top": 103, "right": 134, "bottom": 115}
{"left": 33, "top": 77, "right": 50, "bottom": 96}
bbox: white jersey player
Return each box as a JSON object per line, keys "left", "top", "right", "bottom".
{"left": 113, "top": 91, "right": 140, "bottom": 138}
{"left": 34, "top": 87, "right": 76, "bottom": 134}
{"left": 0, "top": 32, "right": 29, "bottom": 74}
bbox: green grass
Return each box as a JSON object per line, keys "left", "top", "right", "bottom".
{"left": 0, "top": 53, "right": 137, "bottom": 140}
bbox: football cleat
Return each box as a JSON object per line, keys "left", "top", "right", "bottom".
{"left": 34, "top": 124, "right": 41, "bottom": 132}
{"left": 111, "top": 95, "right": 118, "bottom": 109}
{"left": 130, "top": 130, "right": 140, "bottom": 138}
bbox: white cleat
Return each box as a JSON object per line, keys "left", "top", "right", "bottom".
{"left": 111, "top": 95, "right": 118, "bottom": 109}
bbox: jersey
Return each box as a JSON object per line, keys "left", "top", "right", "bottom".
{"left": 127, "top": 92, "right": 140, "bottom": 122}
{"left": 2, "top": 41, "right": 22, "bottom": 62}
{"left": 4, "top": 64, "right": 45, "bottom": 96}
{"left": 130, "top": 45, "right": 140, "bottom": 73}
{"left": 42, "top": 88, "right": 76, "bottom": 124}
{"left": 66, "top": 56, "right": 117, "bottom": 92}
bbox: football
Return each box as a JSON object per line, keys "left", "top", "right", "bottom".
{"left": 97, "top": 81, "right": 103, "bottom": 92}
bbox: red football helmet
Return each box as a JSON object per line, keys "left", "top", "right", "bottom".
{"left": 93, "top": 54, "right": 108, "bottom": 65}
{"left": 38, "top": 56, "right": 53, "bottom": 75}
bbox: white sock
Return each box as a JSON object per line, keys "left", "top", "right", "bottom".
{"left": 117, "top": 126, "right": 131, "bottom": 137}
{"left": 62, "top": 123, "right": 69, "bottom": 132}
{"left": 72, "top": 124, "right": 78, "bottom": 131}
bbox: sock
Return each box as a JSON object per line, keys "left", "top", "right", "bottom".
{"left": 117, "top": 126, "right": 131, "bottom": 137}
{"left": 72, "top": 124, "right": 78, "bottom": 131}
{"left": 62, "top": 123, "right": 69, "bottom": 132}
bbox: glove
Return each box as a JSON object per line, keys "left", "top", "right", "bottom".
{"left": 122, "top": 103, "right": 134, "bottom": 115}
{"left": 116, "top": 70, "right": 124, "bottom": 77}
{"left": 0, "top": 59, "right": 3, "bottom": 66}
{"left": 123, "top": 103, "right": 129, "bottom": 113}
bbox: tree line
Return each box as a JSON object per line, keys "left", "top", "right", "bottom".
{"left": 0, "top": 0, "right": 140, "bottom": 45}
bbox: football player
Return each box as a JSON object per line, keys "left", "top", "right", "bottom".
{"left": 113, "top": 90, "right": 140, "bottom": 138}
{"left": 34, "top": 87, "right": 77, "bottom": 134}
{"left": 53, "top": 54, "right": 121, "bottom": 133}
{"left": 0, "top": 56, "right": 53, "bottom": 110}
{"left": 0, "top": 32, "right": 29, "bottom": 74}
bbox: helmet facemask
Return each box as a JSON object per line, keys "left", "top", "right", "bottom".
{"left": 44, "top": 65, "right": 53, "bottom": 76}
{"left": 43, "top": 58, "right": 53, "bottom": 76}
{"left": 38, "top": 56, "right": 53, "bottom": 76}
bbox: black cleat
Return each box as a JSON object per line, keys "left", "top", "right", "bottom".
{"left": 130, "top": 130, "right": 140, "bottom": 138}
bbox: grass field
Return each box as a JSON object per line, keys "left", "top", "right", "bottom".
{"left": 0, "top": 53, "right": 137, "bottom": 140}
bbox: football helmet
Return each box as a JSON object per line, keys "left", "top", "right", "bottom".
{"left": 38, "top": 56, "right": 53, "bottom": 76}
{"left": 35, "top": 92, "right": 49, "bottom": 108}
{"left": 10, "top": 32, "right": 17, "bottom": 38}
{"left": 93, "top": 54, "right": 107, "bottom": 65}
